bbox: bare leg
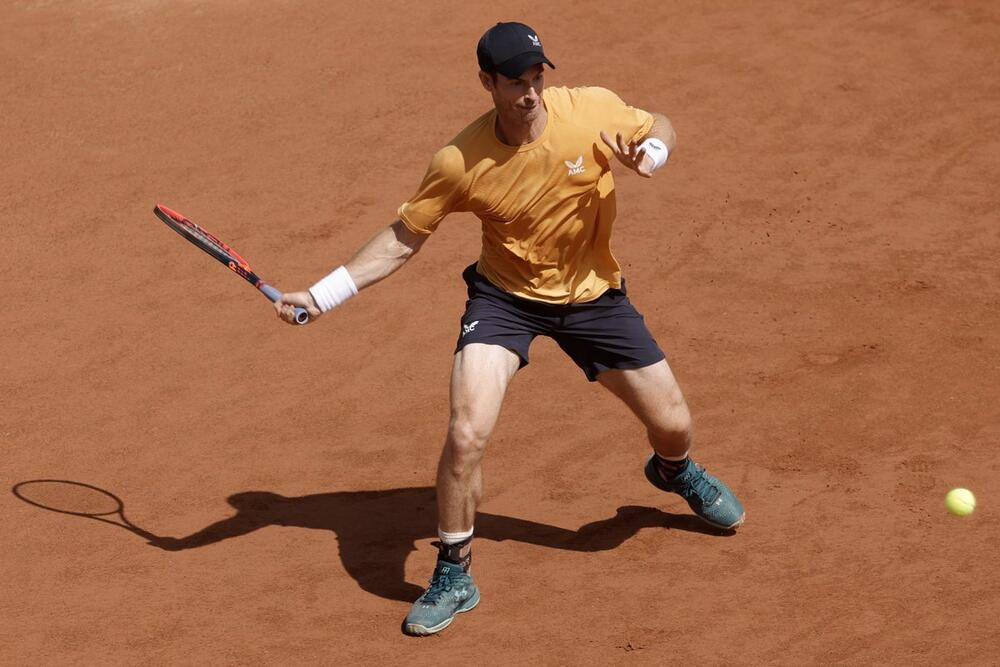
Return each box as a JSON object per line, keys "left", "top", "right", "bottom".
{"left": 436, "top": 343, "right": 520, "bottom": 534}
{"left": 598, "top": 359, "right": 692, "bottom": 458}
{"left": 599, "top": 359, "right": 745, "bottom": 529}
{"left": 404, "top": 344, "right": 518, "bottom": 635}
{"left": 404, "top": 343, "right": 517, "bottom": 637}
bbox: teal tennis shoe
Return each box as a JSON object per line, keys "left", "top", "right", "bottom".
{"left": 404, "top": 560, "right": 480, "bottom": 636}
{"left": 645, "top": 456, "right": 745, "bottom": 529}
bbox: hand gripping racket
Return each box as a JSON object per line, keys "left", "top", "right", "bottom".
{"left": 153, "top": 204, "right": 309, "bottom": 324}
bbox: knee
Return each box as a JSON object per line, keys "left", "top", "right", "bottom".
{"left": 648, "top": 397, "right": 692, "bottom": 443}
{"left": 446, "top": 417, "right": 491, "bottom": 468}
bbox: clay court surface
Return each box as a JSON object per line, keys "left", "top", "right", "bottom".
{"left": 3, "top": 0, "right": 999, "bottom": 663}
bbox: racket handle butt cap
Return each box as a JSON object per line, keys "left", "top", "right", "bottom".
{"left": 259, "top": 283, "right": 310, "bottom": 325}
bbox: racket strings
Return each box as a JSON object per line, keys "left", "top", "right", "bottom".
{"left": 178, "top": 220, "right": 251, "bottom": 269}
{"left": 181, "top": 221, "right": 228, "bottom": 253}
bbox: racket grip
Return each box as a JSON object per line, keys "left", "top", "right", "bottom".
{"left": 260, "top": 284, "right": 310, "bottom": 325}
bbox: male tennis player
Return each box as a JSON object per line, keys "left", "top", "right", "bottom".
{"left": 276, "top": 22, "right": 745, "bottom": 636}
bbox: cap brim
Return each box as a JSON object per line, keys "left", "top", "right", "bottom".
{"left": 495, "top": 52, "right": 555, "bottom": 79}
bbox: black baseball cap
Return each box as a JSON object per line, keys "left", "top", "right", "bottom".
{"left": 477, "top": 22, "right": 555, "bottom": 79}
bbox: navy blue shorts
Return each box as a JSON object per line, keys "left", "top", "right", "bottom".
{"left": 455, "top": 263, "right": 666, "bottom": 382}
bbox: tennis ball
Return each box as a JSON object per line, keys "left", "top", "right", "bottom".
{"left": 945, "top": 488, "right": 976, "bottom": 516}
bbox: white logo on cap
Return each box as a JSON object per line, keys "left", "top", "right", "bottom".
{"left": 529, "top": 34, "right": 541, "bottom": 47}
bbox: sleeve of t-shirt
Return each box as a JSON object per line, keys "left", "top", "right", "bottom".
{"left": 397, "top": 145, "right": 466, "bottom": 235}
{"left": 572, "top": 86, "right": 654, "bottom": 144}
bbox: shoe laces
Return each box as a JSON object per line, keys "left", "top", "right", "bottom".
{"left": 421, "top": 571, "right": 457, "bottom": 605}
{"left": 674, "top": 465, "right": 721, "bottom": 506}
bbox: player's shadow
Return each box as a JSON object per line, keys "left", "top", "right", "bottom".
{"left": 147, "top": 486, "right": 732, "bottom": 602}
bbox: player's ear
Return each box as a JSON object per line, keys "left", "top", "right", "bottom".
{"left": 479, "top": 70, "right": 495, "bottom": 92}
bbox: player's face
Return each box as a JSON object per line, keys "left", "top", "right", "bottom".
{"left": 481, "top": 64, "right": 545, "bottom": 124}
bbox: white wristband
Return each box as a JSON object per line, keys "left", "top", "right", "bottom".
{"left": 309, "top": 266, "right": 358, "bottom": 313}
{"left": 638, "top": 137, "right": 669, "bottom": 171}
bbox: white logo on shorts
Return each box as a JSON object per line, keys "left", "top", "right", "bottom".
{"left": 462, "top": 321, "right": 480, "bottom": 337}
{"left": 565, "top": 156, "right": 585, "bottom": 176}
{"left": 529, "top": 34, "right": 541, "bottom": 47}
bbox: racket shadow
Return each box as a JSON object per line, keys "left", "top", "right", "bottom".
{"left": 11, "top": 479, "right": 160, "bottom": 542}
{"left": 137, "top": 487, "right": 734, "bottom": 602}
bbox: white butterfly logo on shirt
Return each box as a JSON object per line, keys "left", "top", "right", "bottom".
{"left": 565, "top": 156, "right": 585, "bottom": 176}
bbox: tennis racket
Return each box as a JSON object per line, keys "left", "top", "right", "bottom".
{"left": 153, "top": 204, "right": 309, "bottom": 324}
{"left": 13, "top": 479, "right": 156, "bottom": 541}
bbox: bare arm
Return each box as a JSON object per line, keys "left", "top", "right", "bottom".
{"left": 344, "top": 219, "right": 429, "bottom": 290}
{"left": 644, "top": 112, "right": 677, "bottom": 153}
{"left": 274, "top": 219, "right": 429, "bottom": 324}
{"left": 600, "top": 111, "right": 677, "bottom": 177}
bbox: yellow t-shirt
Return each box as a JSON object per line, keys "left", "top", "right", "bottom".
{"left": 398, "top": 86, "right": 654, "bottom": 304}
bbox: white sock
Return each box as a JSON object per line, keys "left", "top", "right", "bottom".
{"left": 438, "top": 527, "right": 474, "bottom": 544}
